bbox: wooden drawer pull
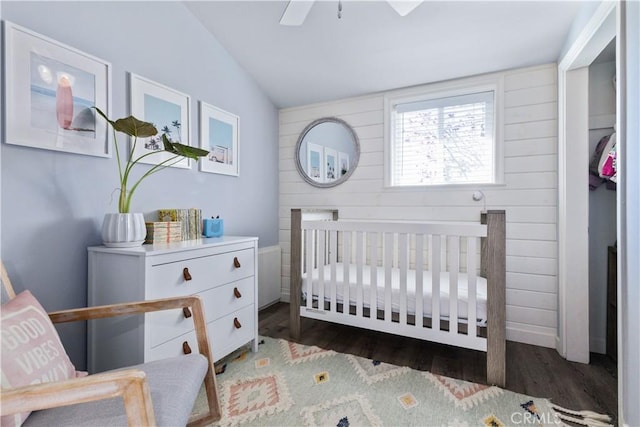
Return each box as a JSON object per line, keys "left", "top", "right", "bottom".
{"left": 183, "top": 267, "right": 192, "bottom": 281}
{"left": 183, "top": 307, "right": 192, "bottom": 318}
{"left": 233, "top": 287, "right": 242, "bottom": 298}
{"left": 233, "top": 317, "right": 242, "bottom": 329}
{"left": 233, "top": 257, "right": 241, "bottom": 268}
{"left": 182, "top": 341, "right": 192, "bottom": 354}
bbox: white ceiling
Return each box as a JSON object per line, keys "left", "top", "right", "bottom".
{"left": 184, "top": 1, "right": 583, "bottom": 109}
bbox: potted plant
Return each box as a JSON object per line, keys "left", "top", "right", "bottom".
{"left": 95, "top": 108, "right": 208, "bottom": 247}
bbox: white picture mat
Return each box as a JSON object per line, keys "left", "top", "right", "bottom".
{"left": 338, "top": 151, "right": 350, "bottom": 177}
{"left": 324, "top": 147, "right": 338, "bottom": 182}
{"left": 306, "top": 142, "right": 324, "bottom": 183}
{"left": 4, "top": 21, "right": 111, "bottom": 157}
{"left": 199, "top": 101, "right": 240, "bottom": 176}
{"left": 129, "top": 73, "right": 191, "bottom": 169}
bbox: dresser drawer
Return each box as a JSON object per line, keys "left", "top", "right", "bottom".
{"left": 146, "top": 328, "right": 201, "bottom": 362}
{"left": 146, "top": 304, "right": 255, "bottom": 362}
{"left": 209, "top": 304, "right": 255, "bottom": 361}
{"left": 208, "top": 276, "right": 254, "bottom": 321}
{"left": 146, "top": 276, "right": 255, "bottom": 348}
{"left": 147, "top": 248, "right": 254, "bottom": 299}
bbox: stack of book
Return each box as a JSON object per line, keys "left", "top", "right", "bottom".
{"left": 145, "top": 221, "right": 183, "bottom": 244}
{"left": 157, "top": 208, "right": 202, "bottom": 241}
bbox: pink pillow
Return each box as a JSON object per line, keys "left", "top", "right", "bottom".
{"left": 1, "top": 290, "right": 85, "bottom": 427}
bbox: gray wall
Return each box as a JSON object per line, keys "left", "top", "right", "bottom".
{"left": 1, "top": 1, "right": 279, "bottom": 369}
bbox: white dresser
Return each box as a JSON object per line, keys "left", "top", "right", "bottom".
{"left": 87, "top": 236, "right": 258, "bottom": 373}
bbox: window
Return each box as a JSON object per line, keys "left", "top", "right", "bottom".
{"left": 387, "top": 84, "right": 500, "bottom": 187}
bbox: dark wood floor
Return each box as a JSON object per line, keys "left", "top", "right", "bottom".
{"left": 259, "top": 302, "right": 618, "bottom": 423}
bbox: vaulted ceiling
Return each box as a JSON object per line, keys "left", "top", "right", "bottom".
{"left": 185, "top": 1, "right": 583, "bottom": 108}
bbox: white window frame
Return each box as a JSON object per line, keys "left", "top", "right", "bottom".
{"left": 383, "top": 75, "right": 505, "bottom": 189}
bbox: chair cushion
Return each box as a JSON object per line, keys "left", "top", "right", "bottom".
{"left": 23, "top": 354, "right": 208, "bottom": 427}
{"left": 1, "top": 291, "right": 85, "bottom": 427}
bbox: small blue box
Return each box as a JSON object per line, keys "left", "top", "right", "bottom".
{"left": 203, "top": 218, "right": 223, "bottom": 237}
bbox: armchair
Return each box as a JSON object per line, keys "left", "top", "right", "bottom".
{"left": 0, "top": 260, "right": 221, "bottom": 426}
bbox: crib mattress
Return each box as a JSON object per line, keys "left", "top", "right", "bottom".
{"left": 301, "top": 263, "right": 487, "bottom": 325}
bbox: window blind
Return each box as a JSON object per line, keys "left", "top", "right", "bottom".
{"left": 390, "top": 90, "right": 495, "bottom": 186}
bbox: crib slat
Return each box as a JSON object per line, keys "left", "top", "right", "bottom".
{"left": 305, "top": 229, "right": 313, "bottom": 310}
{"left": 356, "top": 231, "right": 364, "bottom": 317}
{"left": 384, "top": 232, "right": 393, "bottom": 322}
{"left": 431, "top": 235, "right": 441, "bottom": 331}
{"left": 330, "top": 230, "right": 337, "bottom": 312}
{"left": 343, "top": 230, "right": 351, "bottom": 315}
{"left": 415, "top": 234, "right": 424, "bottom": 328}
{"left": 369, "top": 232, "right": 378, "bottom": 319}
{"left": 467, "top": 237, "right": 477, "bottom": 338}
{"left": 317, "top": 229, "right": 326, "bottom": 311}
{"left": 398, "top": 233, "right": 408, "bottom": 325}
{"left": 449, "top": 236, "right": 459, "bottom": 335}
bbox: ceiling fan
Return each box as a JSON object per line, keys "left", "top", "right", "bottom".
{"left": 279, "top": 0, "right": 423, "bottom": 26}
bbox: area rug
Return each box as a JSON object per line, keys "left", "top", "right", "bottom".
{"left": 193, "top": 336, "right": 611, "bottom": 427}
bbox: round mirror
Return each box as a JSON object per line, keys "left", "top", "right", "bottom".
{"left": 294, "top": 117, "right": 360, "bottom": 188}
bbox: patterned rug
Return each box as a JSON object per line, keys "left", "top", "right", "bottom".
{"left": 192, "top": 336, "right": 611, "bottom": 427}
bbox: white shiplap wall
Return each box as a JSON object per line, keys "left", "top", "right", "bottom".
{"left": 279, "top": 64, "right": 558, "bottom": 348}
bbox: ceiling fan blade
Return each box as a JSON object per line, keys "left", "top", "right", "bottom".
{"left": 387, "top": 0, "right": 423, "bottom": 17}
{"left": 280, "top": 0, "right": 315, "bottom": 26}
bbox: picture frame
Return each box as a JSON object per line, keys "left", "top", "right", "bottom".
{"left": 3, "top": 21, "right": 111, "bottom": 157}
{"left": 199, "top": 101, "right": 240, "bottom": 176}
{"left": 306, "top": 142, "right": 324, "bottom": 183}
{"left": 338, "top": 151, "right": 350, "bottom": 178}
{"left": 129, "top": 73, "right": 191, "bottom": 169}
{"left": 324, "top": 147, "right": 338, "bottom": 182}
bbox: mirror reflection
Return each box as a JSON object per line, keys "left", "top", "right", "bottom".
{"left": 295, "top": 117, "right": 360, "bottom": 188}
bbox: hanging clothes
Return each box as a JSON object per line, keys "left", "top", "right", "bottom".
{"left": 599, "top": 133, "right": 617, "bottom": 183}
{"left": 589, "top": 132, "right": 617, "bottom": 191}
{"left": 589, "top": 134, "right": 611, "bottom": 190}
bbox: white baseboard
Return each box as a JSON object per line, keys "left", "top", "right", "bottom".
{"left": 506, "top": 326, "right": 557, "bottom": 349}
{"left": 280, "top": 290, "right": 290, "bottom": 303}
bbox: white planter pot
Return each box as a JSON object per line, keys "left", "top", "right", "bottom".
{"left": 101, "top": 213, "right": 146, "bottom": 247}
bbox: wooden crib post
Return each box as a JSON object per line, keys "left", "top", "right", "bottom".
{"left": 481, "top": 210, "right": 506, "bottom": 387}
{"left": 290, "top": 209, "right": 302, "bottom": 341}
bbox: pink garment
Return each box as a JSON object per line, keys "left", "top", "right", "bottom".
{"left": 601, "top": 154, "right": 615, "bottom": 177}
{"left": 598, "top": 132, "right": 616, "bottom": 178}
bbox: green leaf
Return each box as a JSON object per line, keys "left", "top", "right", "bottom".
{"left": 112, "top": 116, "right": 158, "bottom": 138}
{"left": 161, "top": 133, "right": 177, "bottom": 154}
{"left": 161, "top": 134, "right": 209, "bottom": 159}
{"left": 93, "top": 107, "right": 157, "bottom": 138}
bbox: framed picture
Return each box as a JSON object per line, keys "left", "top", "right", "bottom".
{"left": 3, "top": 21, "right": 111, "bottom": 157}
{"left": 306, "top": 142, "right": 324, "bottom": 183}
{"left": 129, "top": 73, "right": 191, "bottom": 168}
{"left": 338, "top": 152, "right": 350, "bottom": 178}
{"left": 324, "top": 147, "right": 338, "bottom": 182}
{"left": 199, "top": 101, "right": 239, "bottom": 176}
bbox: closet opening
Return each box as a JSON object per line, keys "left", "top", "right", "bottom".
{"left": 588, "top": 39, "right": 617, "bottom": 360}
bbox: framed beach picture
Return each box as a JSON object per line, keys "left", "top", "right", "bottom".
{"left": 338, "top": 152, "right": 350, "bottom": 178}
{"left": 129, "top": 73, "right": 191, "bottom": 168}
{"left": 324, "top": 147, "right": 338, "bottom": 183}
{"left": 199, "top": 101, "right": 239, "bottom": 176}
{"left": 3, "top": 21, "right": 111, "bottom": 157}
{"left": 306, "top": 142, "right": 324, "bottom": 183}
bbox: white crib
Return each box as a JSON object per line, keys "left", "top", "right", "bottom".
{"left": 290, "top": 209, "right": 506, "bottom": 386}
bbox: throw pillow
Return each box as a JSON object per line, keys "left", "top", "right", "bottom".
{"left": 1, "top": 290, "right": 85, "bottom": 427}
